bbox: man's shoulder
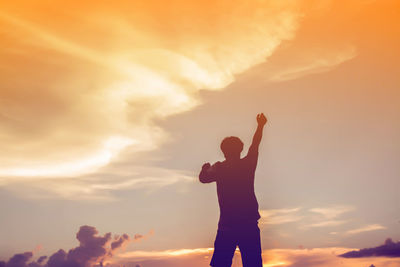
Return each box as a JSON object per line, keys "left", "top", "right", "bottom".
{"left": 211, "top": 161, "right": 224, "bottom": 173}
{"left": 213, "top": 161, "right": 224, "bottom": 167}
{"left": 241, "top": 154, "right": 258, "bottom": 171}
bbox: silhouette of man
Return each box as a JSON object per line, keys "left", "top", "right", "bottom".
{"left": 199, "top": 113, "right": 267, "bottom": 267}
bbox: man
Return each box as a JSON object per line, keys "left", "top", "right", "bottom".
{"left": 199, "top": 113, "right": 267, "bottom": 267}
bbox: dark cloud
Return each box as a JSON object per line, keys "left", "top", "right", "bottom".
{"left": 36, "top": 257, "right": 47, "bottom": 265}
{"left": 340, "top": 238, "right": 400, "bottom": 258}
{"left": 67, "top": 225, "right": 112, "bottom": 266}
{"left": 110, "top": 234, "right": 130, "bottom": 251}
{"left": 27, "top": 261, "right": 45, "bottom": 267}
{"left": 4, "top": 252, "right": 32, "bottom": 267}
{"left": 1, "top": 225, "right": 134, "bottom": 267}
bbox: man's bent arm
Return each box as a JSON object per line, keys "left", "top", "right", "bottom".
{"left": 199, "top": 162, "right": 218, "bottom": 183}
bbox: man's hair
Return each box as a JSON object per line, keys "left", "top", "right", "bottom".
{"left": 220, "top": 136, "right": 244, "bottom": 155}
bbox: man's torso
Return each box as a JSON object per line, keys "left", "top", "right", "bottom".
{"left": 215, "top": 156, "right": 260, "bottom": 228}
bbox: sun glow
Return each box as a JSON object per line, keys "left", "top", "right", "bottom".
{"left": 263, "top": 262, "right": 289, "bottom": 267}
{"left": 0, "top": 136, "right": 134, "bottom": 177}
{"left": 118, "top": 248, "right": 214, "bottom": 259}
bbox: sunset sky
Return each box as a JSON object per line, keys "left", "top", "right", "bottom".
{"left": 0, "top": 0, "right": 399, "bottom": 266}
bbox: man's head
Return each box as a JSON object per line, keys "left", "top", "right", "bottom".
{"left": 220, "top": 136, "right": 243, "bottom": 160}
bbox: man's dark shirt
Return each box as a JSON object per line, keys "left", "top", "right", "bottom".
{"left": 207, "top": 152, "right": 261, "bottom": 229}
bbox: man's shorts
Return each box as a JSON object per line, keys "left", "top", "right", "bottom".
{"left": 210, "top": 222, "right": 262, "bottom": 267}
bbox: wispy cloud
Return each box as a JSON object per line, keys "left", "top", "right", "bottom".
{"left": 346, "top": 224, "right": 386, "bottom": 235}
{"left": 309, "top": 206, "right": 355, "bottom": 220}
{"left": 266, "top": 45, "right": 357, "bottom": 82}
{"left": 260, "top": 208, "right": 303, "bottom": 225}
{"left": 3, "top": 166, "right": 193, "bottom": 201}
{"left": 307, "top": 220, "right": 347, "bottom": 228}
{"left": 299, "top": 205, "right": 354, "bottom": 230}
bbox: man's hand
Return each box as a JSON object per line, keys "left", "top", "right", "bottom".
{"left": 257, "top": 113, "right": 267, "bottom": 126}
{"left": 202, "top": 163, "right": 211, "bottom": 170}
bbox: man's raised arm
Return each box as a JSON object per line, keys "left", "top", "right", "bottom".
{"left": 247, "top": 113, "right": 267, "bottom": 157}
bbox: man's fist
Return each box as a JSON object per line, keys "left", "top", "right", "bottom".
{"left": 202, "top": 163, "right": 211, "bottom": 170}
{"left": 257, "top": 113, "right": 267, "bottom": 126}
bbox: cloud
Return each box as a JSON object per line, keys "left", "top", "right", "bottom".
{"left": 110, "top": 235, "right": 129, "bottom": 251}
{"left": 260, "top": 208, "right": 303, "bottom": 225}
{"left": 0, "top": 0, "right": 378, "bottom": 201}
{"left": 66, "top": 225, "right": 114, "bottom": 266}
{"left": 0, "top": 0, "right": 301, "bottom": 184}
{"left": 299, "top": 206, "right": 385, "bottom": 236}
{"left": 0, "top": 0, "right": 310, "bottom": 200}
{"left": 309, "top": 206, "right": 354, "bottom": 220}
{"left": 37, "top": 257, "right": 47, "bottom": 265}
{"left": 0, "top": 225, "right": 142, "bottom": 267}
{"left": 3, "top": 166, "right": 193, "bottom": 201}
{"left": 306, "top": 220, "right": 347, "bottom": 228}
{"left": 346, "top": 224, "right": 386, "bottom": 235}
{"left": 340, "top": 238, "right": 400, "bottom": 258}
{"left": 0, "top": 0, "right": 367, "bottom": 201}
{"left": 245, "top": 1, "right": 378, "bottom": 84}
{"left": 1, "top": 252, "right": 33, "bottom": 267}
{"left": 264, "top": 45, "right": 357, "bottom": 82}
{"left": 260, "top": 206, "right": 355, "bottom": 229}
{"left": 300, "top": 205, "right": 354, "bottom": 229}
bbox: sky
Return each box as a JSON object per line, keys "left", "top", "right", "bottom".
{"left": 0, "top": 0, "right": 400, "bottom": 266}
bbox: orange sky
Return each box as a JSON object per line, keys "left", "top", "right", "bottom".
{"left": 0, "top": 0, "right": 400, "bottom": 266}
